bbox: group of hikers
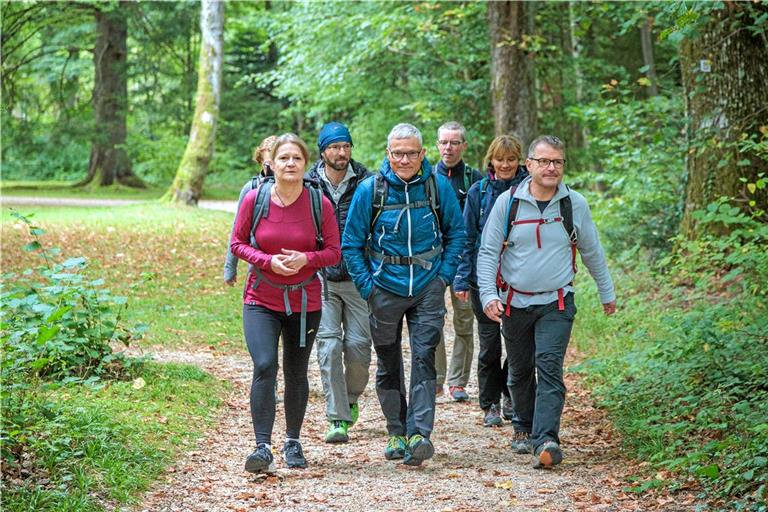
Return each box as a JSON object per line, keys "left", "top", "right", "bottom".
{"left": 224, "top": 121, "right": 616, "bottom": 474}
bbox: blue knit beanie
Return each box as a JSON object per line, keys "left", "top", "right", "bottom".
{"left": 317, "top": 122, "right": 353, "bottom": 153}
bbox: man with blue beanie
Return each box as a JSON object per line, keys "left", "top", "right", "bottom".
{"left": 308, "top": 122, "right": 374, "bottom": 445}
{"left": 342, "top": 123, "right": 466, "bottom": 466}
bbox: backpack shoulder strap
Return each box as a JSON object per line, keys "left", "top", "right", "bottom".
{"left": 503, "top": 186, "right": 521, "bottom": 243}
{"left": 370, "top": 173, "right": 388, "bottom": 234}
{"left": 424, "top": 173, "right": 441, "bottom": 231}
{"left": 250, "top": 181, "right": 274, "bottom": 246}
{"left": 307, "top": 182, "right": 324, "bottom": 249}
{"left": 478, "top": 177, "right": 491, "bottom": 218}
{"left": 560, "top": 187, "right": 576, "bottom": 243}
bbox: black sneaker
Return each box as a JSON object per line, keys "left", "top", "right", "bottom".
{"left": 483, "top": 404, "right": 503, "bottom": 427}
{"left": 502, "top": 395, "right": 515, "bottom": 421}
{"left": 245, "top": 444, "right": 275, "bottom": 474}
{"left": 533, "top": 440, "right": 563, "bottom": 469}
{"left": 282, "top": 440, "right": 307, "bottom": 468}
{"left": 402, "top": 434, "right": 434, "bottom": 466}
{"left": 510, "top": 431, "right": 533, "bottom": 454}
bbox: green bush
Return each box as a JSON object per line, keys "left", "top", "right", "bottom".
{"left": 1, "top": 211, "right": 147, "bottom": 470}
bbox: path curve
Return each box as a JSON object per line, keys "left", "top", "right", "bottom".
{"left": 0, "top": 195, "right": 236, "bottom": 213}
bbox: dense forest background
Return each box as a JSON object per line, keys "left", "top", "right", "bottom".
{"left": 2, "top": 1, "right": 767, "bottom": 510}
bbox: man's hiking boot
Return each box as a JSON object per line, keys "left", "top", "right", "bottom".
{"left": 349, "top": 403, "right": 360, "bottom": 426}
{"left": 403, "top": 434, "right": 434, "bottom": 466}
{"left": 533, "top": 440, "right": 563, "bottom": 469}
{"left": 483, "top": 403, "right": 503, "bottom": 427}
{"left": 510, "top": 431, "right": 533, "bottom": 454}
{"left": 449, "top": 386, "right": 469, "bottom": 402}
{"left": 324, "top": 420, "right": 349, "bottom": 444}
{"left": 502, "top": 395, "right": 515, "bottom": 421}
{"left": 244, "top": 444, "right": 275, "bottom": 474}
{"left": 384, "top": 435, "right": 407, "bottom": 460}
{"left": 282, "top": 440, "right": 307, "bottom": 468}
{"left": 435, "top": 384, "right": 444, "bottom": 397}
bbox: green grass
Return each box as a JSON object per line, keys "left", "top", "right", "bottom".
{"left": 1, "top": 363, "right": 227, "bottom": 511}
{"left": 1, "top": 203, "right": 240, "bottom": 510}
{"left": 2, "top": 203, "right": 244, "bottom": 352}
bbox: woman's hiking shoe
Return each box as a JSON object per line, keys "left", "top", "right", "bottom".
{"left": 502, "top": 396, "right": 515, "bottom": 421}
{"left": 349, "top": 403, "right": 360, "bottom": 425}
{"left": 244, "top": 444, "right": 275, "bottom": 474}
{"left": 483, "top": 404, "right": 503, "bottom": 427}
{"left": 403, "top": 434, "right": 434, "bottom": 466}
{"left": 324, "top": 420, "right": 349, "bottom": 443}
{"left": 449, "top": 386, "right": 469, "bottom": 402}
{"left": 384, "top": 435, "right": 407, "bottom": 460}
{"left": 282, "top": 440, "right": 307, "bottom": 468}
{"left": 533, "top": 441, "right": 563, "bottom": 469}
{"left": 510, "top": 431, "right": 533, "bottom": 454}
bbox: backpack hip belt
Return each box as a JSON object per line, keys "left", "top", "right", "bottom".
{"left": 368, "top": 245, "right": 443, "bottom": 271}
{"left": 496, "top": 279, "right": 573, "bottom": 316}
{"left": 251, "top": 268, "right": 317, "bottom": 347}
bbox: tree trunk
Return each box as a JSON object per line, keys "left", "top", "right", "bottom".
{"left": 79, "top": 1, "right": 144, "bottom": 188}
{"left": 640, "top": 16, "right": 659, "bottom": 97}
{"left": 679, "top": 4, "right": 768, "bottom": 237}
{"left": 164, "top": 0, "right": 224, "bottom": 205}
{"left": 488, "top": 0, "right": 537, "bottom": 144}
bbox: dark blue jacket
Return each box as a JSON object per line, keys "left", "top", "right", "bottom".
{"left": 453, "top": 166, "right": 529, "bottom": 292}
{"left": 342, "top": 157, "right": 466, "bottom": 299}
{"left": 434, "top": 160, "right": 483, "bottom": 212}
{"left": 308, "top": 158, "right": 372, "bottom": 282}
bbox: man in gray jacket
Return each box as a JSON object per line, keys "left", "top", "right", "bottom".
{"left": 477, "top": 135, "right": 616, "bottom": 469}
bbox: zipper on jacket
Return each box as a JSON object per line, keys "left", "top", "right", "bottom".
{"left": 404, "top": 181, "right": 413, "bottom": 297}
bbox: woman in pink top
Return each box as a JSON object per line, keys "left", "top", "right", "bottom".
{"left": 230, "top": 133, "right": 340, "bottom": 473}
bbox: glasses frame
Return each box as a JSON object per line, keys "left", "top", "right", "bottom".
{"left": 388, "top": 149, "right": 423, "bottom": 162}
{"left": 529, "top": 157, "right": 566, "bottom": 169}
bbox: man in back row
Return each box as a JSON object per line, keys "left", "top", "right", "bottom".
{"left": 433, "top": 121, "right": 482, "bottom": 402}
{"left": 477, "top": 135, "right": 616, "bottom": 469}
{"left": 342, "top": 123, "right": 466, "bottom": 466}
{"left": 308, "top": 122, "right": 373, "bottom": 445}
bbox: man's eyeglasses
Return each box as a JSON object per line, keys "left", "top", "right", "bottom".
{"left": 326, "top": 143, "right": 352, "bottom": 153}
{"left": 529, "top": 157, "right": 566, "bottom": 169}
{"left": 437, "top": 140, "right": 464, "bottom": 148}
{"left": 389, "top": 150, "right": 422, "bottom": 161}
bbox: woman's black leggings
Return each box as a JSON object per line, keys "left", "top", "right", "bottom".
{"left": 243, "top": 304, "right": 320, "bottom": 445}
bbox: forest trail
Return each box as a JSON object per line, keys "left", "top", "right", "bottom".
{"left": 134, "top": 326, "right": 700, "bottom": 512}
{"left": 0, "top": 196, "right": 237, "bottom": 213}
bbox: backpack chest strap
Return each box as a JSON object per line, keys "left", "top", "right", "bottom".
{"left": 368, "top": 245, "right": 443, "bottom": 271}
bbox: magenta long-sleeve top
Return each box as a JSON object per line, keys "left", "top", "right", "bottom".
{"left": 230, "top": 187, "right": 340, "bottom": 312}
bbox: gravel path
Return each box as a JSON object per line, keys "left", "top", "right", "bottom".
{"left": 134, "top": 332, "right": 699, "bottom": 512}
{"left": 0, "top": 195, "right": 236, "bottom": 213}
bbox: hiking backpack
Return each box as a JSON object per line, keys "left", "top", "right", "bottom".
{"left": 248, "top": 177, "right": 325, "bottom": 346}
{"left": 495, "top": 186, "right": 578, "bottom": 315}
{"left": 367, "top": 172, "right": 443, "bottom": 270}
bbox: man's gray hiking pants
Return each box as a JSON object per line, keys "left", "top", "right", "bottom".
{"left": 368, "top": 277, "right": 447, "bottom": 439}
{"left": 316, "top": 280, "right": 372, "bottom": 423}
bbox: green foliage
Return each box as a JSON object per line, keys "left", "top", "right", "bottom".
{"left": 568, "top": 90, "right": 686, "bottom": 259}
{"left": 1, "top": 211, "right": 148, "bottom": 476}
{"left": 259, "top": 1, "right": 491, "bottom": 167}
{"left": 0, "top": 362, "right": 226, "bottom": 511}
{"left": 575, "top": 193, "right": 768, "bottom": 509}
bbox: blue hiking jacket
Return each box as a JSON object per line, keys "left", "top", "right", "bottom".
{"left": 453, "top": 166, "right": 529, "bottom": 292}
{"left": 342, "top": 157, "right": 466, "bottom": 299}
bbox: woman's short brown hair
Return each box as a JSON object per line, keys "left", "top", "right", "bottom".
{"left": 252, "top": 135, "right": 278, "bottom": 164}
{"left": 271, "top": 133, "right": 310, "bottom": 163}
{"left": 483, "top": 134, "right": 523, "bottom": 171}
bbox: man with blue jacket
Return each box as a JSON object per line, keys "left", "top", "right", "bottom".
{"left": 342, "top": 123, "right": 466, "bottom": 466}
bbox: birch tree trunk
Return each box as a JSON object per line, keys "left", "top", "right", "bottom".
{"left": 79, "top": 1, "right": 144, "bottom": 188}
{"left": 164, "top": 0, "right": 224, "bottom": 205}
{"left": 679, "top": 4, "right": 768, "bottom": 237}
{"left": 488, "top": 0, "right": 537, "bottom": 144}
